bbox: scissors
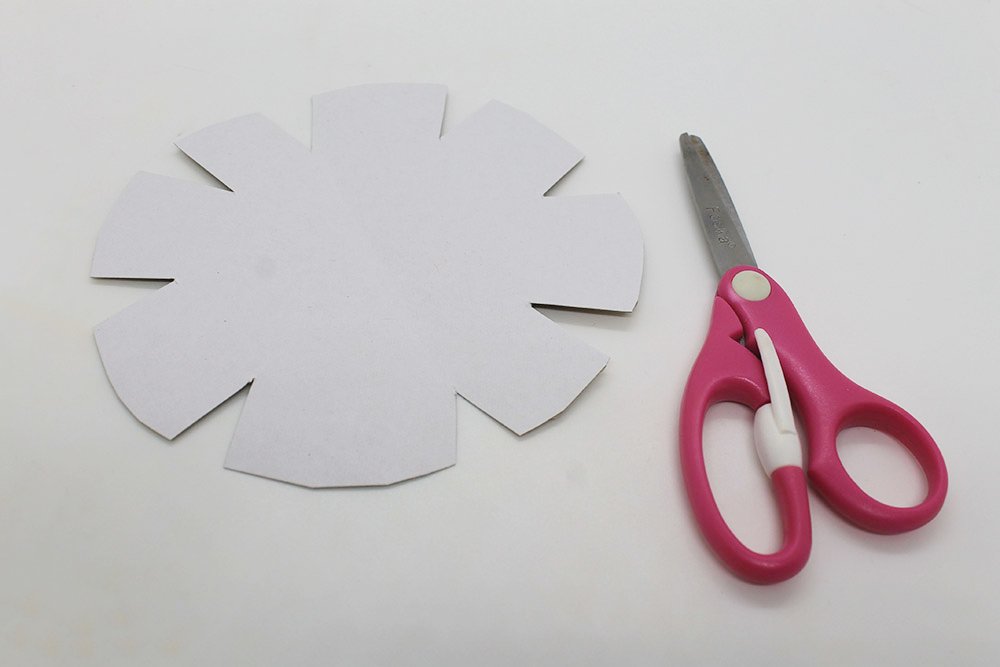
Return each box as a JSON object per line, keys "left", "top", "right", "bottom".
{"left": 678, "top": 134, "right": 947, "bottom": 584}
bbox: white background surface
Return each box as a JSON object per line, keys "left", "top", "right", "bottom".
{"left": 2, "top": 1, "right": 998, "bottom": 665}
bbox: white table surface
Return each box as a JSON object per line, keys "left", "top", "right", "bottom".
{"left": 2, "top": 1, "right": 998, "bottom": 665}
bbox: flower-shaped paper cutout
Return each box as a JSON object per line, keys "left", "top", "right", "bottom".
{"left": 92, "top": 84, "right": 643, "bottom": 487}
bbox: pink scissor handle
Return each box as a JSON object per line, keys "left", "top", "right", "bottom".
{"left": 680, "top": 297, "right": 812, "bottom": 584}
{"left": 717, "top": 266, "right": 948, "bottom": 534}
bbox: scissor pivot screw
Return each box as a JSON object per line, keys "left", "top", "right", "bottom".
{"left": 732, "top": 270, "right": 771, "bottom": 301}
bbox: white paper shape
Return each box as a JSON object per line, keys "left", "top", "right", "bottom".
{"left": 92, "top": 84, "right": 643, "bottom": 487}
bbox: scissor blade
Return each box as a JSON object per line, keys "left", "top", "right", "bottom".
{"left": 680, "top": 133, "right": 756, "bottom": 276}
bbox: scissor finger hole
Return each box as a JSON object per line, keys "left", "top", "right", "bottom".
{"left": 836, "top": 427, "right": 928, "bottom": 507}
{"left": 703, "top": 402, "right": 782, "bottom": 554}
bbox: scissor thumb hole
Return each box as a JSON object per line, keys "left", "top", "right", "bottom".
{"left": 702, "top": 402, "right": 783, "bottom": 554}
{"left": 835, "top": 426, "right": 928, "bottom": 508}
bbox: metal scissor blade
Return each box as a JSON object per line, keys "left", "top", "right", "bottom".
{"left": 680, "top": 133, "right": 757, "bottom": 276}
